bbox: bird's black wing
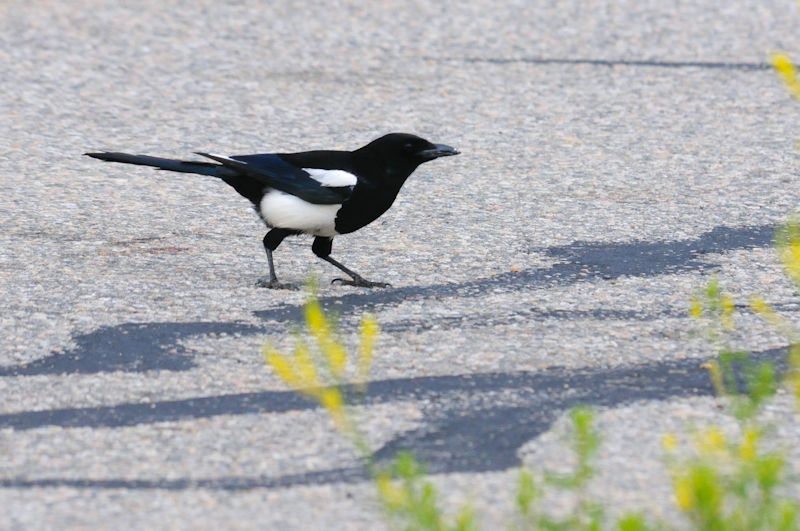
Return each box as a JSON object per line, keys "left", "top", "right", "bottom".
{"left": 195, "top": 153, "right": 352, "bottom": 205}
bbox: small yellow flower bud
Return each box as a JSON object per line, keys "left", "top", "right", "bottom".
{"left": 674, "top": 477, "right": 694, "bottom": 510}
{"left": 771, "top": 52, "right": 800, "bottom": 100}
{"left": 689, "top": 297, "right": 703, "bottom": 319}
{"left": 696, "top": 427, "right": 727, "bottom": 455}
{"left": 358, "top": 314, "right": 379, "bottom": 381}
{"left": 739, "top": 428, "right": 759, "bottom": 462}
{"left": 264, "top": 346, "right": 302, "bottom": 388}
{"left": 708, "top": 360, "right": 725, "bottom": 395}
{"left": 661, "top": 433, "right": 678, "bottom": 452}
{"left": 720, "top": 295, "right": 736, "bottom": 330}
{"left": 376, "top": 474, "right": 408, "bottom": 509}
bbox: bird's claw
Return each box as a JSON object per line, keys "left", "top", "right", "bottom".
{"left": 331, "top": 277, "right": 392, "bottom": 288}
{"left": 256, "top": 277, "right": 299, "bottom": 290}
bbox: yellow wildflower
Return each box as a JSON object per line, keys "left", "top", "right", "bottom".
{"left": 264, "top": 346, "right": 302, "bottom": 388}
{"left": 739, "top": 428, "right": 759, "bottom": 462}
{"left": 720, "top": 295, "right": 735, "bottom": 330}
{"left": 708, "top": 360, "right": 725, "bottom": 395}
{"left": 789, "top": 345, "right": 800, "bottom": 405}
{"left": 749, "top": 296, "right": 771, "bottom": 316}
{"left": 305, "top": 298, "right": 329, "bottom": 337}
{"left": 689, "top": 297, "right": 703, "bottom": 319}
{"left": 319, "top": 387, "right": 348, "bottom": 432}
{"left": 358, "top": 314, "right": 379, "bottom": 383}
{"left": 661, "top": 433, "right": 678, "bottom": 452}
{"left": 376, "top": 474, "right": 408, "bottom": 509}
{"left": 673, "top": 476, "right": 694, "bottom": 511}
{"left": 781, "top": 241, "right": 800, "bottom": 288}
{"left": 777, "top": 220, "right": 800, "bottom": 288}
{"left": 305, "top": 299, "right": 347, "bottom": 377}
{"left": 771, "top": 53, "right": 800, "bottom": 101}
{"left": 324, "top": 342, "right": 348, "bottom": 379}
{"left": 751, "top": 296, "right": 785, "bottom": 331}
{"left": 293, "top": 338, "right": 322, "bottom": 389}
{"left": 791, "top": 371, "right": 800, "bottom": 405}
{"left": 696, "top": 426, "right": 727, "bottom": 455}
{"left": 319, "top": 387, "right": 356, "bottom": 440}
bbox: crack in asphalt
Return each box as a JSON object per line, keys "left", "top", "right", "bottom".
{"left": 434, "top": 57, "right": 771, "bottom": 71}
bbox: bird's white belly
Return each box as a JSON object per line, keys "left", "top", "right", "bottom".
{"left": 259, "top": 190, "right": 340, "bottom": 237}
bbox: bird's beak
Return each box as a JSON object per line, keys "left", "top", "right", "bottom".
{"left": 419, "top": 143, "right": 460, "bottom": 160}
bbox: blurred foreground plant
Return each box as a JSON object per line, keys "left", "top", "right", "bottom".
{"left": 680, "top": 220, "right": 800, "bottom": 528}
{"left": 263, "top": 283, "right": 377, "bottom": 454}
{"left": 663, "top": 424, "right": 796, "bottom": 530}
{"left": 677, "top": 49, "right": 800, "bottom": 519}
{"left": 772, "top": 52, "right": 800, "bottom": 103}
{"left": 263, "top": 285, "right": 644, "bottom": 530}
{"left": 513, "top": 408, "right": 652, "bottom": 530}
{"left": 263, "top": 252, "right": 800, "bottom": 531}
{"left": 264, "top": 282, "right": 475, "bottom": 530}
{"left": 769, "top": 46, "right": 800, "bottom": 404}
{"left": 689, "top": 276, "right": 778, "bottom": 422}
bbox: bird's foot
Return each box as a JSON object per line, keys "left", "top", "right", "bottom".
{"left": 331, "top": 276, "right": 392, "bottom": 288}
{"left": 256, "top": 277, "right": 299, "bottom": 290}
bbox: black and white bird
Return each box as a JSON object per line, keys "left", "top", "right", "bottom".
{"left": 86, "top": 133, "right": 459, "bottom": 288}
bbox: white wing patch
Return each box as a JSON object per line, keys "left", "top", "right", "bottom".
{"left": 304, "top": 168, "right": 357, "bottom": 187}
{"left": 207, "top": 152, "right": 234, "bottom": 161}
{"left": 259, "top": 190, "right": 340, "bottom": 237}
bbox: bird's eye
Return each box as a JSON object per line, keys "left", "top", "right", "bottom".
{"left": 403, "top": 143, "right": 415, "bottom": 152}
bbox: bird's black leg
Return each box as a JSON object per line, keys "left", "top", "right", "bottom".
{"left": 256, "top": 229, "right": 298, "bottom": 289}
{"left": 312, "top": 237, "right": 391, "bottom": 288}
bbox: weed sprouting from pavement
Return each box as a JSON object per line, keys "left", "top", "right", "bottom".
{"left": 263, "top": 281, "right": 377, "bottom": 457}
{"left": 264, "top": 284, "right": 651, "bottom": 530}
{"left": 263, "top": 246, "right": 800, "bottom": 530}
{"left": 772, "top": 52, "right": 800, "bottom": 103}
{"left": 684, "top": 49, "right": 800, "bottom": 514}
{"left": 264, "top": 281, "right": 477, "bottom": 530}
{"left": 680, "top": 220, "right": 800, "bottom": 529}
{"left": 376, "top": 451, "right": 477, "bottom": 531}
{"left": 689, "top": 276, "right": 778, "bottom": 422}
{"left": 512, "top": 408, "right": 651, "bottom": 530}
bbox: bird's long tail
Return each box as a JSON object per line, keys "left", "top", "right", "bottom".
{"left": 84, "top": 152, "right": 224, "bottom": 177}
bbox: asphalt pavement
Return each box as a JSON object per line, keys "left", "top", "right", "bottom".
{"left": 2, "top": 1, "right": 800, "bottom": 528}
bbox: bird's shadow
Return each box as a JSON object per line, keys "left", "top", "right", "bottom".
{"left": 0, "top": 322, "right": 264, "bottom": 377}
{"left": 0, "top": 223, "right": 776, "bottom": 377}
{"left": 0, "top": 347, "right": 788, "bottom": 489}
{"left": 0, "top": 223, "right": 787, "bottom": 492}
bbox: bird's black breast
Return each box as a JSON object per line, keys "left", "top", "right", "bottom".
{"left": 334, "top": 186, "right": 399, "bottom": 234}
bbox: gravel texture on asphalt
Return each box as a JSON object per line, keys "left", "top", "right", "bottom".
{"left": 2, "top": 0, "right": 800, "bottom": 528}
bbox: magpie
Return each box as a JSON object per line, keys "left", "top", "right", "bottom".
{"left": 85, "top": 133, "right": 459, "bottom": 289}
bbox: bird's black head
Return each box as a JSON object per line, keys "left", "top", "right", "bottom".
{"left": 355, "top": 133, "right": 459, "bottom": 179}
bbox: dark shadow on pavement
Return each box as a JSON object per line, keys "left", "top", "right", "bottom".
{"left": 0, "top": 347, "right": 787, "bottom": 490}
{"left": 0, "top": 224, "right": 776, "bottom": 375}
{"left": 0, "top": 322, "right": 264, "bottom": 376}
